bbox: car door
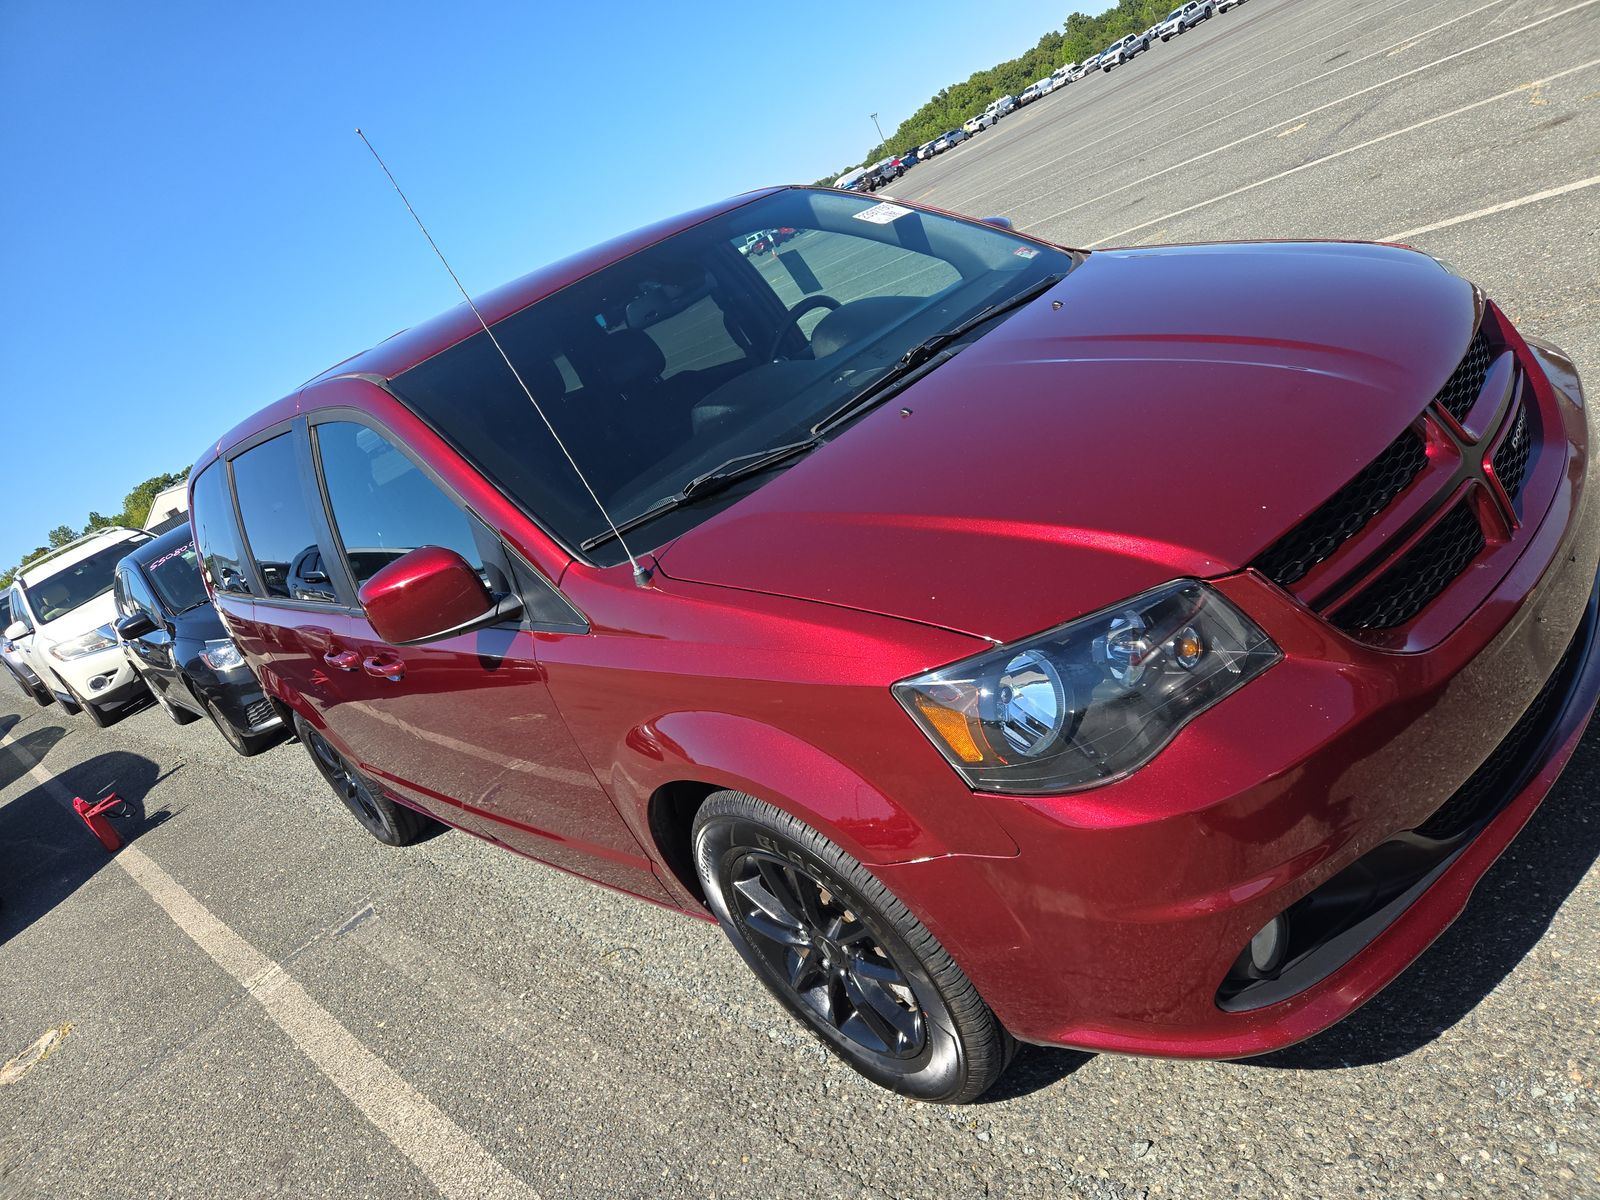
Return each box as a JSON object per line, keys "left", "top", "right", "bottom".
{"left": 113, "top": 563, "right": 178, "bottom": 701}
{"left": 305, "top": 414, "right": 670, "bottom": 901}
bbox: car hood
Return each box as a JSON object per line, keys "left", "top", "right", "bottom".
{"left": 36, "top": 592, "right": 119, "bottom": 645}
{"left": 656, "top": 241, "right": 1477, "bottom": 644}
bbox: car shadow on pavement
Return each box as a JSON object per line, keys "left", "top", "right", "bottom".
{"left": 1246, "top": 725, "right": 1600, "bottom": 1071}
{"left": 0, "top": 750, "right": 175, "bottom": 947}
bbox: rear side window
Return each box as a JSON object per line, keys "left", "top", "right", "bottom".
{"left": 232, "top": 434, "right": 337, "bottom": 603}
{"left": 191, "top": 462, "right": 256, "bottom": 597}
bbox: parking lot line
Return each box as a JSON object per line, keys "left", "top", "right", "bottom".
{"left": 0, "top": 725, "right": 538, "bottom": 1200}
{"left": 1020, "top": 0, "right": 1598, "bottom": 234}
{"left": 1384, "top": 173, "right": 1600, "bottom": 240}
{"left": 1082, "top": 56, "right": 1600, "bottom": 247}
{"left": 936, "top": 0, "right": 1471, "bottom": 212}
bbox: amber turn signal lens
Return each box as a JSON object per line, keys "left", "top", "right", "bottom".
{"left": 912, "top": 693, "right": 986, "bottom": 763}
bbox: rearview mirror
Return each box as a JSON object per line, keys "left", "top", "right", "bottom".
{"left": 358, "top": 545, "right": 521, "bottom": 646}
{"left": 114, "top": 611, "right": 159, "bottom": 641}
{"left": 981, "top": 215, "right": 1014, "bottom": 229}
{"left": 3, "top": 620, "right": 27, "bottom": 642}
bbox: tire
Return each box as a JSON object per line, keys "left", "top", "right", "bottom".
{"left": 30, "top": 681, "right": 52, "bottom": 707}
{"left": 64, "top": 680, "right": 110, "bottom": 728}
{"left": 692, "top": 791, "right": 1013, "bottom": 1103}
{"left": 206, "top": 695, "right": 278, "bottom": 757}
{"left": 68, "top": 684, "right": 111, "bottom": 732}
{"left": 293, "top": 713, "right": 436, "bottom": 845}
{"left": 155, "top": 686, "right": 202, "bottom": 725}
{"left": 51, "top": 674, "right": 82, "bottom": 715}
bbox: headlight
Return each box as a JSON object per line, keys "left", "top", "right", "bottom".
{"left": 49, "top": 625, "right": 118, "bottom": 661}
{"left": 893, "top": 580, "right": 1280, "bottom": 794}
{"left": 201, "top": 638, "right": 246, "bottom": 672}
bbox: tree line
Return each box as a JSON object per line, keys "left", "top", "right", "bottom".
{"left": 1, "top": 468, "right": 190, "bottom": 589}
{"left": 816, "top": 0, "right": 1186, "bottom": 184}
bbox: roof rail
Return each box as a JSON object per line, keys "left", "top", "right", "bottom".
{"left": 15, "top": 527, "right": 143, "bottom": 577}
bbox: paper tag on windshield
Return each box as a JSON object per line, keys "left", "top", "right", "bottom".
{"left": 853, "top": 201, "right": 912, "bottom": 225}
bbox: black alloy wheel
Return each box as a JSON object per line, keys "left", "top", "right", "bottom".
{"left": 693, "top": 791, "right": 1012, "bottom": 1103}
{"left": 292, "top": 713, "right": 435, "bottom": 845}
{"left": 731, "top": 847, "right": 926, "bottom": 1059}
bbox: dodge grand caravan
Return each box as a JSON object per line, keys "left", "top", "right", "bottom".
{"left": 190, "top": 186, "right": 1598, "bottom": 1102}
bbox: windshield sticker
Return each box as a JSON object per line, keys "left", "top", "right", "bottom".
{"left": 852, "top": 202, "right": 912, "bottom": 225}
{"left": 1013, "top": 246, "right": 1040, "bottom": 259}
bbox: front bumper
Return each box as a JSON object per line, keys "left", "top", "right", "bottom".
{"left": 877, "top": 341, "right": 1599, "bottom": 1057}
{"left": 47, "top": 644, "right": 145, "bottom": 706}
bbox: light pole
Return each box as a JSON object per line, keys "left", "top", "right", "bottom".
{"left": 869, "top": 112, "right": 886, "bottom": 149}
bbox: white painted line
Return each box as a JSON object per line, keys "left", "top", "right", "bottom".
{"left": 1082, "top": 56, "right": 1600, "bottom": 248}
{"left": 937, "top": 0, "right": 1482, "bottom": 214}
{"left": 1021, "top": 0, "right": 1600, "bottom": 234}
{"left": 0, "top": 725, "right": 537, "bottom": 1200}
{"left": 1384, "top": 174, "right": 1600, "bottom": 241}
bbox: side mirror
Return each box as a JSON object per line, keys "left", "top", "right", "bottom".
{"left": 115, "top": 611, "right": 159, "bottom": 641}
{"left": 3, "top": 620, "right": 27, "bottom": 642}
{"left": 981, "top": 215, "right": 1014, "bottom": 229}
{"left": 358, "top": 545, "right": 521, "bottom": 646}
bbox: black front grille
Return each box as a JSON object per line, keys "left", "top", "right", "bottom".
{"left": 1252, "top": 429, "right": 1428, "bottom": 587}
{"left": 1492, "top": 402, "right": 1531, "bottom": 505}
{"left": 244, "top": 698, "right": 277, "bottom": 729}
{"left": 1333, "top": 503, "right": 1485, "bottom": 631}
{"left": 1434, "top": 330, "right": 1494, "bottom": 424}
{"left": 1416, "top": 629, "right": 1580, "bottom": 840}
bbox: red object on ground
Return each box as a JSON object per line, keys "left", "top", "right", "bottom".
{"left": 72, "top": 795, "right": 123, "bottom": 853}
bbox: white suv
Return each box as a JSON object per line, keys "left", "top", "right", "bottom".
{"left": 5, "top": 527, "right": 154, "bottom": 725}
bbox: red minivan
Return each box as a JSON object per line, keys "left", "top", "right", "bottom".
{"left": 191, "top": 187, "right": 1598, "bottom": 1101}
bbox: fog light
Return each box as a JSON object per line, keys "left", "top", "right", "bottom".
{"left": 1248, "top": 915, "right": 1288, "bottom": 976}
{"left": 89, "top": 674, "right": 112, "bottom": 692}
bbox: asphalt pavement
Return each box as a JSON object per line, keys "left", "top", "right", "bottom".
{"left": 3, "top": 1, "right": 1599, "bottom": 1197}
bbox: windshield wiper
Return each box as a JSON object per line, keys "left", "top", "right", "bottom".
{"left": 580, "top": 436, "right": 822, "bottom": 552}
{"left": 812, "top": 271, "right": 1066, "bottom": 435}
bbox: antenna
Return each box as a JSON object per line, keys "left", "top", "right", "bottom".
{"left": 355, "top": 128, "right": 652, "bottom": 587}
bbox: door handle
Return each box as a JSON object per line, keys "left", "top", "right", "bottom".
{"left": 323, "top": 649, "right": 360, "bottom": 671}
{"left": 362, "top": 653, "right": 405, "bottom": 682}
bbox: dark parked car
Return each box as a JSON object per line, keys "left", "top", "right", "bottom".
{"left": 0, "top": 592, "right": 50, "bottom": 705}
{"left": 112, "top": 526, "right": 287, "bottom": 755}
{"left": 190, "top": 185, "right": 1598, "bottom": 1103}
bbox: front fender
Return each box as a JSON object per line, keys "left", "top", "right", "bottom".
{"left": 609, "top": 710, "right": 1019, "bottom": 866}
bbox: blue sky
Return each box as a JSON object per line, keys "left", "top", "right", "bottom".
{"left": 0, "top": 0, "right": 1093, "bottom": 571}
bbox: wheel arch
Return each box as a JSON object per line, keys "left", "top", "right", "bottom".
{"left": 623, "top": 711, "right": 1017, "bottom": 906}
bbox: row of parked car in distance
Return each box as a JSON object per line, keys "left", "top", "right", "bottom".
{"left": 1, "top": 523, "right": 286, "bottom": 754}
{"left": 831, "top": 0, "right": 1247, "bottom": 192}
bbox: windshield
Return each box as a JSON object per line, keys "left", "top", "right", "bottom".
{"left": 144, "top": 539, "right": 210, "bottom": 613}
{"left": 390, "top": 189, "right": 1078, "bottom": 564}
{"left": 25, "top": 536, "right": 150, "bottom": 624}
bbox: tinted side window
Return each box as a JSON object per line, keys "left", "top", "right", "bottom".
{"left": 191, "top": 461, "right": 256, "bottom": 597}
{"left": 314, "top": 421, "right": 485, "bottom": 588}
{"left": 232, "top": 433, "right": 336, "bottom": 603}
{"left": 116, "top": 565, "right": 160, "bottom": 619}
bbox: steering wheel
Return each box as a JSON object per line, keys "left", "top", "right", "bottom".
{"left": 764, "top": 295, "right": 841, "bottom": 361}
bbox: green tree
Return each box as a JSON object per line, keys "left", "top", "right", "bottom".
{"left": 47, "top": 524, "right": 77, "bottom": 548}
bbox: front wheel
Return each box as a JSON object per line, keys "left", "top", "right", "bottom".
{"left": 206, "top": 696, "right": 280, "bottom": 757}
{"left": 693, "top": 791, "right": 1013, "bottom": 1103}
